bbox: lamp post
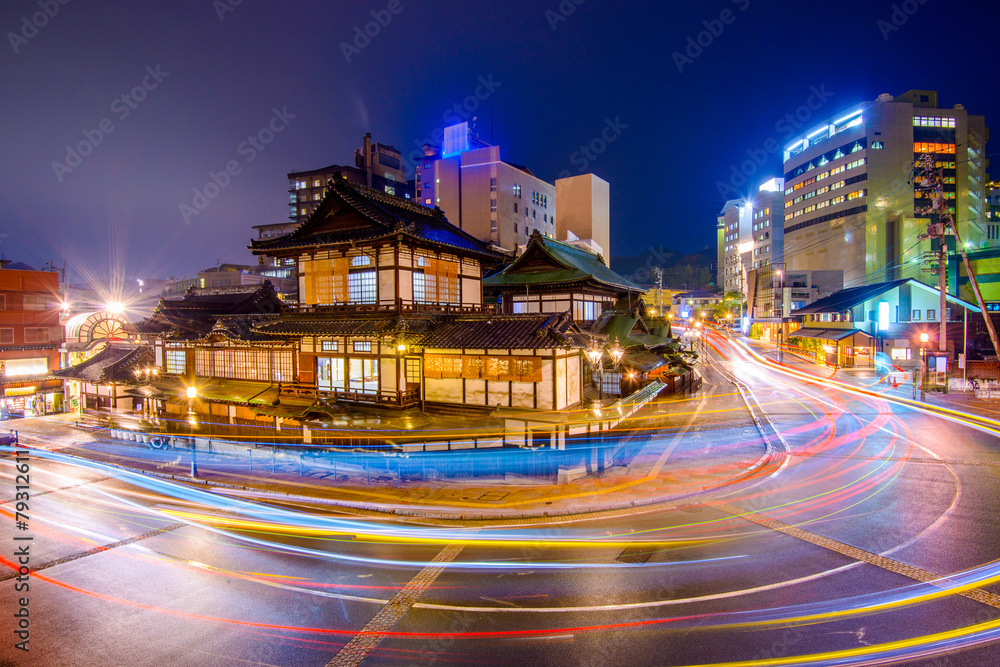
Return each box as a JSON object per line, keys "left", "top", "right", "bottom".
{"left": 585, "top": 344, "right": 604, "bottom": 402}
{"left": 186, "top": 386, "right": 198, "bottom": 477}
{"left": 919, "top": 333, "right": 929, "bottom": 401}
{"left": 608, "top": 340, "right": 624, "bottom": 396}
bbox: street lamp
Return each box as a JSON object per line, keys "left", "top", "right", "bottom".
{"left": 919, "top": 332, "right": 930, "bottom": 400}
{"left": 186, "top": 386, "right": 198, "bottom": 477}
{"left": 585, "top": 344, "right": 604, "bottom": 402}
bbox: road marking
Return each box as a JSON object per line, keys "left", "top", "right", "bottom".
{"left": 325, "top": 527, "right": 480, "bottom": 666}
{"left": 0, "top": 522, "right": 185, "bottom": 581}
{"left": 709, "top": 500, "right": 1000, "bottom": 609}
{"left": 782, "top": 452, "right": 1000, "bottom": 468}
{"left": 0, "top": 475, "right": 112, "bottom": 505}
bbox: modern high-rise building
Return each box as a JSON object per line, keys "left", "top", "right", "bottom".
{"left": 719, "top": 198, "right": 746, "bottom": 294}
{"left": 288, "top": 134, "right": 411, "bottom": 226}
{"left": 720, "top": 177, "right": 783, "bottom": 296}
{"left": 782, "top": 90, "right": 989, "bottom": 288}
{"left": 749, "top": 177, "right": 784, "bottom": 271}
{"left": 416, "top": 122, "right": 556, "bottom": 253}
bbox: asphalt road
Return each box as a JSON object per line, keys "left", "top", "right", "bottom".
{"left": 2, "top": 334, "right": 1000, "bottom": 666}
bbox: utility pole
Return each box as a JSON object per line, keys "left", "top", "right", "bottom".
{"left": 654, "top": 267, "right": 663, "bottom": 317}
{"left": 911, "top": 154, "right": 1000, "bottom": 367}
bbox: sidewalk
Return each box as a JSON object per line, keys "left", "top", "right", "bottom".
{"left": 10, "top": 385, "right": 772, "bottom": 522}
{"left": 742, "top": 336, "right": 1000, "bottom": 420}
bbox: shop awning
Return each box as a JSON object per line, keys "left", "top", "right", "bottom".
{"left": 789, "top": 328, "right": 874, "bottom": 342}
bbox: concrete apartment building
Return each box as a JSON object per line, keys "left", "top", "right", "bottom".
{"left": 0, "top": 261, "right": 64, "bottom": 416}
{"left": 288, "top": 134, "right": 411, "bottom": 226}
{"left": 555, "top": 174, "right": 610, "bottom": 257}
{"left": 416, "top": 122, "right": 556, "bottom": 253}
{"left": 782, "top": 89, "right": 989, "bottom": 288}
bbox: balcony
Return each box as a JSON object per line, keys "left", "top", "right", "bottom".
{"left": 286, "top": 300, "right": 496, "bottom": 316}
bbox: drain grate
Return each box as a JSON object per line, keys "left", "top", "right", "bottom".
{"left": 615, "top": 546, "right": 657, "bottom": 564}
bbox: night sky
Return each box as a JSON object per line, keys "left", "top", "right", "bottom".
{"left": 1, "top": 0, "right": 996, "bottom": 286}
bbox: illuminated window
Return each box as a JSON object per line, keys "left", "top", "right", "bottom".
{"left": 316, "top": 357, "right": 345, "bottom": 391}
{"left": 353, "top": 341, "right": 372, "bottom": 352}
{"left": 351, "top": 255, "right": 371, "bottom": 266}
{"left": 348, "top": 358, "right": 379, "bottom": 393}
{"left": 321, "top": 341, "right": 338, "bottom": 352}
{"left": 195, "top": 347, "right": 293, "bottom": 382}
{"left": 165, "top": 350, "right": 186, "bottom": 374}
{"left": 4, "top": 358, "right": 47, "bottom": 376}
{"left": 890, "top": 348, "right": 911, "bottom": 360}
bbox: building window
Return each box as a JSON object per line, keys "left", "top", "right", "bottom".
{"left": 514, "top": 203, "right": 518, "bottom": 213}
{"left": 348, "top": 270, "right": 376, "bottom": 304}
{"left": 0, "top": 328, "right": 12, "bottom": 344}
{"left": 349, "top": 358, "right": 379, "bottom": 393}
{"left": 23, "top": 327, "right": 51, "bottom": 343}
{"left": 912, "top": 309, "right": 921, "bottom": 320}
{"left": 891, "top": 348, "right": 911, "bottom": 360}
{"left": 490, "top": 198, "right": 497, "bottom": 213}
{"left": 926, "top": 309, "right": 936, "bottom": 320}
{"left": 165, "top": 350, "right": 186, "bottom": 374}
{"left": 385, "top": 185, "right": 396, "bottom": 196}
{"left": 490, "top": 177, "right": 497, "bottom": 191}
{"left": 317, "top": 357, "right": 345, "bottom": 391}
{"left": 321, "top": 341, "right": 338, "bottom": 352}
{"left": 0, "top": 295, "right": 5, "bottom": 310}
{"left": 195, "top": 347, "right": 293, "bottom": 382}
{"left": 24, "top": 295, "right": 49, "bottom": 311}
{"left": 404, "top": 358, "right": 421, "bottom": 385}
{"left": 353, "top": 341, "right": 372, "bottom": 352}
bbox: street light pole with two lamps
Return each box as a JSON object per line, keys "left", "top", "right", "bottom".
{"left": 186, "top": 386, "right": 198, "bottom": 477}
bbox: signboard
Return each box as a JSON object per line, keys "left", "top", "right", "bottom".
{"left": 935, "top": 356, "right": 947, "bottom": 373}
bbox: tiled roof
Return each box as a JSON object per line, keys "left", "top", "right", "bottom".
{"left": 418, "top": 312, "right": 581, "bottom": 350}
{"left": 483, "top": 233, "right": 643, "bottom": 293}
{"left": 621, "top": 350, "right": 669, "bottom": 372}
{"left": 254, "top": 315, "right": 433, "bottom": 337}
{"left": 53, "top": 344, "right": 154, "bottom": 384}
{"left": 129, "top": 282, "right": 284, "bottom": 342}
{"left": 252, "top": 311, "right": 587, "bottom": 350}
{"left": 250, "top": 178, "right": 505, "bottom": 261}
{"left": 791, "top": 280, "right": 910, "bottom": 315}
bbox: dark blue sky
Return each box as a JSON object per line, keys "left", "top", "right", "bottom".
{"left": 1, "top": 0, "right": 995, "bottom": 284}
